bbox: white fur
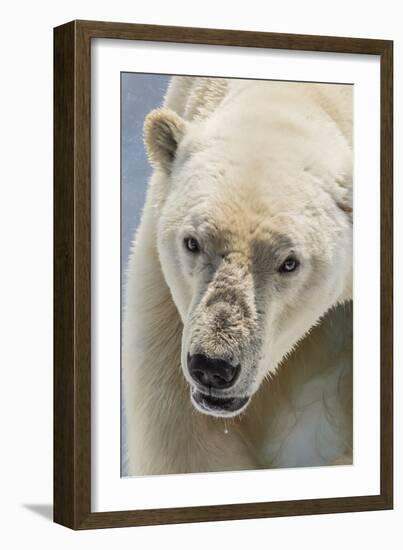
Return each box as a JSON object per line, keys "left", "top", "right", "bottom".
{"left": 123, "top": 77, "right": 353, "bottom": 475}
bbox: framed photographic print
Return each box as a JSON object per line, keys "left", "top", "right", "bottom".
{"left": 54, "top": 20, "right": 393, "bottom": 529}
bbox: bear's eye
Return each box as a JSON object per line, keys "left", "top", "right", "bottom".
{"left": 279, "top": 256, "right": 299, "bottom": 274}
{"left": 184, "top": 237, "right": 200, "bottom": 253}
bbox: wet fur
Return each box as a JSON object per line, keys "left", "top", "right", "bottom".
{"left": 123, "top": 77, "right": 353, "bottom": 475}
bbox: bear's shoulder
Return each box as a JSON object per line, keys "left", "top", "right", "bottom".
{"left": 164, "top": 76, "right": 229, "bottom": 121}
{"left": 164, "top": 77, "right": 351, "bottom": 145}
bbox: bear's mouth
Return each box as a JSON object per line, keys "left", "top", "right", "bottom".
{"left": 191, "top": 388, "right": 250, "bottom": 417}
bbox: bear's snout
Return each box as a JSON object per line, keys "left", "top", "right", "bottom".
{"left": 187, "top": 353, "right": 240, "bottom": 391}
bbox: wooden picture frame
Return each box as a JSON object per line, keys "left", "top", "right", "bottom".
{"left": 54, "top": 19, "right": 393, "bottom": 529}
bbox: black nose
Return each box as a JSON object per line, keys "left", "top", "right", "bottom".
{"left": 187, "top": 354, "right": 240, "bottom": 390}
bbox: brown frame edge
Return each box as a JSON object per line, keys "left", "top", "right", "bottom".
{"left": 54, "top": 19, "right": 393, "bottom": 530}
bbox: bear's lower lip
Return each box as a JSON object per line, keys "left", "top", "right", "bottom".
{"left": 191, "top": 389, "right": 250, "bottom": 417}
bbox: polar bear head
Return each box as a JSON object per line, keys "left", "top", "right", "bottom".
{"left": 144, "top": 86, "right": 352, "bottom": 418}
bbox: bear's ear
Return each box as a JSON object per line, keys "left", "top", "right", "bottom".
{"left": 143, "top": 108, "right": 187, "bottom": 173}
{"left": 334, "top": 173, "right": 353, "bottom": 222}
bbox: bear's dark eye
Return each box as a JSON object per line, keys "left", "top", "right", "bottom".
{"left": 279, "top": 256, "right": 299, "bottom": 274}
{"left": 184, "top": 237, "right": 200, "bottom": 253}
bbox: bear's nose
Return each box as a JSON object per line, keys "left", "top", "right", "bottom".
{"left": 187, "top": 353, "right": 240, "bottom": 390}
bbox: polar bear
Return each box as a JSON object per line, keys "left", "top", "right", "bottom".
{"left": 123, "top": 77, "right": 353, "bottom": 475}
